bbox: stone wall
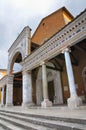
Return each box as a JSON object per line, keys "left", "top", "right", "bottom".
{"left": 32, "top": 9, "right": 71, "bottom": 45}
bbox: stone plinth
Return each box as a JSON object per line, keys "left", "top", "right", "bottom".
{"left": 41, "top": 99, "right": 52, "bottom": 108}
{"left": 22, "top": 102, "right": 34, "bottom": 108}
{"left": 67, "top": 96, "right": 82, "bottom": 109}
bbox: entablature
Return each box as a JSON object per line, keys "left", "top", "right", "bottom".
{"left": 22, "top": 10, "right": 86, "bottom": 71}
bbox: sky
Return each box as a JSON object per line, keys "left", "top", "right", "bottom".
{"left": 0, "top": 0, "right": 86, "bottom": 70}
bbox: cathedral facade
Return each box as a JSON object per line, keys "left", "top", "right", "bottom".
{"left": 0, "top": 7, "right": 86, "bottom": 109}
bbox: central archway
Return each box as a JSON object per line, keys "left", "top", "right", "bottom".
{"left": 8, "top": 50, "right": 23, "bottom": 106}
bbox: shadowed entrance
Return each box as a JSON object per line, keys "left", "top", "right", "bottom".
{"left": 13, "top": 72, "right": 22, "bottom": 106}
{"left": 48, "top": 81, "right": 54, "bottom": 103}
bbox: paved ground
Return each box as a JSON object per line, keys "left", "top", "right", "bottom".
{"left": 0, "top": 104, "right": 86, "bottom": 120}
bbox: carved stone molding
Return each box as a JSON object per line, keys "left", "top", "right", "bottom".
{"left": 23, "top": 10, "right": 86, "bottom": 71}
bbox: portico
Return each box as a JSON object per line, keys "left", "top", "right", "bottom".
{"left": 0, "top": 8, "right": 86, "bottom": 109}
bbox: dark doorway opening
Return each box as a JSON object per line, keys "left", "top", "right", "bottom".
{"left": 13, "top": 72, "right": 22, "bottom": 106}
{"left": 4, "top": 86, "right": 6, "bottom": 105}
{"left": 48, "top": 81, "right": 54, "bottom": 103}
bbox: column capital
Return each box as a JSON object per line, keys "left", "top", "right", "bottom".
{"left": 22, "top": 70, "right": 31, "bottom": 75}
{"left": 40, "top": 61, "right": 46, "bottom": 66}
{"left": 62, "top": 48, "right": 71, "bottom": 54}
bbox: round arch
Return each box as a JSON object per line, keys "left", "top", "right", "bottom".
{"left": 8, "top": 47, "right": 24, "bottom": 74}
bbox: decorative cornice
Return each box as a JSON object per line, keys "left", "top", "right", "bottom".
{"left": 22, "top": 10, "right": 86, "bottom": 71}
{"left": 62, "top": 48, "right": 71, "bottom": 54}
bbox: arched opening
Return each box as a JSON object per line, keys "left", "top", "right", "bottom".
{"left": 11, "top": 52, "right": 23, "bottom": 106}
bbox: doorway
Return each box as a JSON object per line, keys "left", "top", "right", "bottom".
{"left": 48, "top": 81, "right": 54, "bottom": 103}
{"left": 13, "top": 72, "right": 22, "bottom": 106}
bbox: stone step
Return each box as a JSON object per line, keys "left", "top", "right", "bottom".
{"left": 0, "top": 111, "right": 86, "bottom": 130}
{"left": 0, "top": 109, "right": 86, "bottom": 125}
{"left": 0, "top": 119, "right": 25, "bottom": 130}
{"left": 0, "top": 122, "right": 11, "bottom": 130}
{"left": 0, "top": 114, "right": 55, "bottom": 130}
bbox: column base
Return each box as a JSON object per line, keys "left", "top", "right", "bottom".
{"left": 22, "top": 102, "right": 34, "bottom": 108}
{"left": 67, "top": 96, "right": 82, "bottom": 109}
{"left": 41, "top": 99, "right": 52, "bottom": 108}
{"left": 5, "top": 103, "right": 13, "bottom": 107}
{"left": 0, "top": 104, "right": 4, "bottom": 107}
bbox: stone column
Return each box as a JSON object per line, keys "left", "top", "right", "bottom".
{"left": 6, "top": 75, "right": 14, "bottom": 107}
{"left": 1, "top": 87, "right": 4, "bottom": 106}
{"left": 22, "top": 71, "right": 34, "bottom": 107}
{"left": 41, "top": 62, "right": 52, "bottom": 108}
{"left": 64, "top": 48, "right": 82, "bottom": 108}
{"left": 54, "top": 71, "right": 63, "bottom": 104}
{"left": 36, "top": 79, "right": 43, "bottom": 105}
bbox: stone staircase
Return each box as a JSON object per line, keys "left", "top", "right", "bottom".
{"left": 0, "top": 109, "right": 86, "bottom": 130}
